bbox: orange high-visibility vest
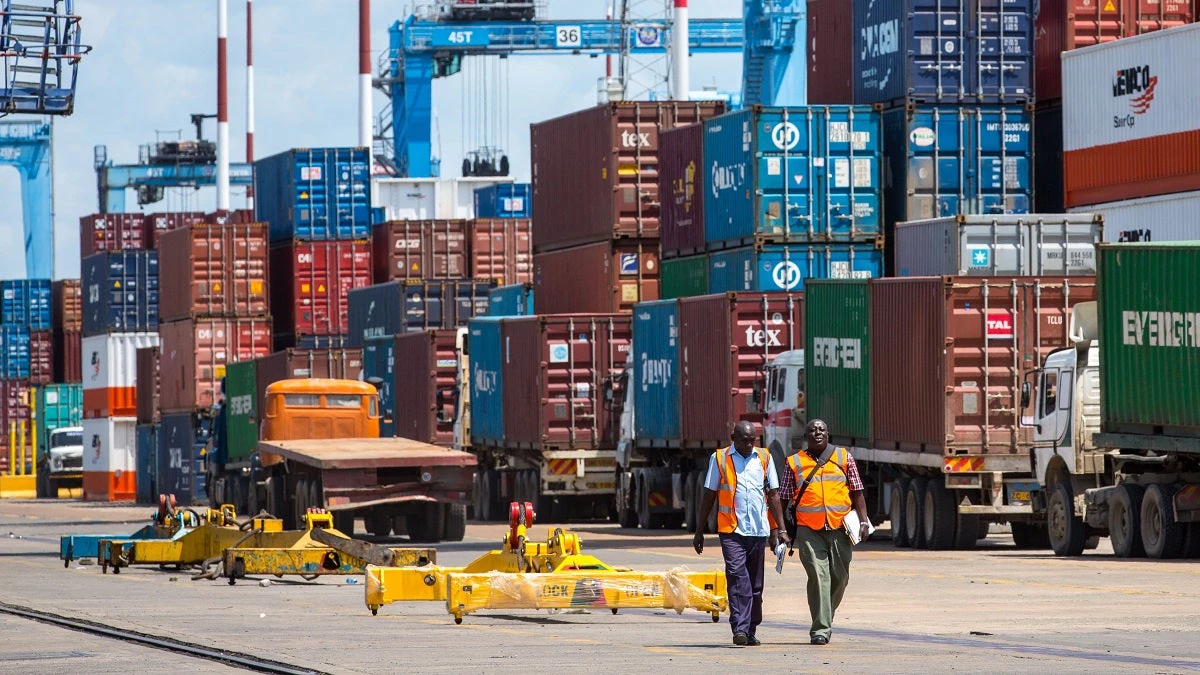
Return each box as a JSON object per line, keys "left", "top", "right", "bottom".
{"left": 787, "top": 447, "right": 853, "bottom": 531}
{"left": 715, "top": 447, "right": 778, "bottom": 534}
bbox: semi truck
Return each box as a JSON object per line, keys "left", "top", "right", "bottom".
{"left": 1028, "top": 243, "right": 1200, "bottom": 558}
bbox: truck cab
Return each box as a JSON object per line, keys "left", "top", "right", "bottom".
{"left": 762, "top": 349, "right": 806, "bottom": 476}
{"left": 38, "top": 425, "right": 83, "bottom": 497}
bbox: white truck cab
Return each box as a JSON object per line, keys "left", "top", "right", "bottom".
{"left": 762, "top": 349, "right": 806, "bottom": 476}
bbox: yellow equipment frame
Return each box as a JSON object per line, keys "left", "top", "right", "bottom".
{"left": 97, "top": 505, "right": 282, "bottom": 574}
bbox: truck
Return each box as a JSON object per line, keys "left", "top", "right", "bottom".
{"left": 1027, "top": 243, "right": 1200, "bottom": 558}
{"left": 34, "top": 384, "right": 83, "bottom": 499}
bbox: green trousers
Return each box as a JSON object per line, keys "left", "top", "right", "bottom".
{"left": 794, "top": 525, "right": 853, "bottom": 639}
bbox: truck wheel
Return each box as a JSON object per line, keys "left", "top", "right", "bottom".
{"left": 1010, "top": 523, "right": 1049, "bottom": 549}
{"left": 889, "top": 478, "right": 910, "bottom": 548}
{"left": 1048, "top": 482, "right": 1087, "bottom": 556}
{"left": 1109, "top": 483, "right": 1146, "bottom": 558}
{"left": 684, "top": 472, "right": 698, "bottom": 533}
{"left": 1141, "top": 484, "right": 1185, "bottom": 560}
{"left": 443, "top": 504, "right": 467, "bottom": 541}
{"left": 922, "top": 479, "right": 957, "bottom": 550}
{"left": 408, "top": 502, "right": 444, "bottom": 543}
{"left": 904, "top": 478, "right": 928, "bottom": 549}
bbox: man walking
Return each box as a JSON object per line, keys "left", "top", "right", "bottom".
{"left": 694, "top": 421, "right": 789, "bottom": 646}
{"left": 779, "top": 419, "right": 871, "bottom": 645}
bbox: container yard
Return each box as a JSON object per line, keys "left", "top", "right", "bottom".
{"left": 3, "top": 0, "right": 1200, "bottom": 671}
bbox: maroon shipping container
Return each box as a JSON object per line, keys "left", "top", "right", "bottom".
{"left": 53, "top": 279, "right": 82, "bottom": 332}
{"left": 53, "top": 329, "right": 81, "bottom": 383}
{"left": 372, "top": 220, "right": 468, "bottom": 282}
{"left": 678, "top": 292, "right": 805, "bottom": 448}
{"left": 206, "top": 209, "right": 257, "bottom": 225}
{"left": 80, "top": 213, "right": 147, "bottom": 256}
{"left": 270, "top": 241, "right": 372, "bottom": 341}
{"left": 136, "top": 346, "right": 160, "bottom": 424}
{"left": 28, "top": 330, "right": 52, "bottom": 385}
{"left": 806, "top": 0, "right": 854, "bottom": 104}
{"left": 392, "top": 330, "right": 459, "bottom": 447}
{"left": 533, "top": 240, "right": 660, "bottom": 315}
{"left": 158, "top": 222, "right": 269, "bottom": 321}
{"left": 468, "top": 219, "right": 532, "bottom": 285}
{"left": 501, "top": 314, "right": 631, "bottom": 449}
{"left": 1035, "top": 0, "right": 1194, "bottom": 102}
{"left": 145, "top": 212, "right": 206, "bottom": 249}
{"left": 0, "top": 381, "right": 31, "bottom": 456}
{"left": 158, "top": 318, "right": 273, "bottom": 413}
{"left": 530, "top": 101, "right": 726, "bottom": 252}
{"left": 870, "top": 276, "right": 1096, "bottom": 454}
{"left": 252, "top": 348, "right": 364, "bottom": 421}
{"left": 659, "top": 124, "right": 706, "bottom": 258}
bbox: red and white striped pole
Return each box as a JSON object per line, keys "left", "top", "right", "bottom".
{"left": 246, "top": 0, "right": 254, "bottom": 207}
{"left": 606, "top": 2, "right": 612, "bottom": 79}
{"left": 358, "top": 0, "right": 373, "bottom": 168}
{"left": 670, "top": 0, "right": 689, "bottom": 100}
{"left": 217, "top": 0, "right": 230, "bottom": 211}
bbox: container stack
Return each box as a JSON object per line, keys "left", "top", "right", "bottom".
{"left": 0, "top": 279, "right": 53, "bottom": 476}
{"left": 52, "top": 280, "right": 81, "bottom": 383}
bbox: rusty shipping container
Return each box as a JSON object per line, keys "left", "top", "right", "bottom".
{"left": 158, "top": 222, "right": 269, "bottom": 321}
{"left": 270, "top": 241, "right": 372, "bottom": 343}
{"left": 158, "top": 318, "right": 273, "bottom": 413}
{"left": 53, "top": 329, "right": 81, "bottom": 383}
{"left": 53, "top": 279, "right": 82, "bottom": 332}
{"left": 659, "top": 123, "right": 706, "bottom": 258}
{"left": 530, "top": 101, "right": 726, "bottom": 252}
{"left": 136, "top": 346, "right": 160, "bottom": 424}
{"left": 80, "top": 213, "right": 146, "bottom": 257}
{"left": 469, "top": 218, "right": 532, "bottom": 285}
{"left": 145, "top": 212, "right": 206, "bottom": 249}
{"left": 870, "top": 276, "right": 1096, "bottom": 454}
{"left": 533, "top": 240, "right": 659, "bottom": 315}
{"left": 678, "top": 292, "right": 805, "bottom": 447}
{"left": 372, "top": 220, "right": 468, "bottom": 282}
{"left": 392, "top": 330, "right": 459, "bottom": 447}
{"left": 252, "top": 348, "right": 364, "bottom": 422}
{"left": 806, "top": 0, "right": 854, "bottom": 104}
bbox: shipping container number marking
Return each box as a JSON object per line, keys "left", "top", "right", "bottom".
{"left": 556, "top": 26, "right": 582, "bottom": 48}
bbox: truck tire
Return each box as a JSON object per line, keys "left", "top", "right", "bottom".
{"left": 1010, "top": 523, "right": 1049, "bottom": 549}
{"left": 1141, "top": 484, "right": 1185, "bottom": 559}
{"left": 889, "top": 478, "right": 910, "bottom": 548}
{"left": 1048, "top": 482, "right": 1087, "bottom": 556}
{"left": 1109, "top": 483, "right": 1146, "bottom": 558}
{"left": 923, "top": 479, "right": 957, "bottom": 550}
{"left": 443, "top": 504, "right": 467, "bottom": 541}
{"left": 408, "top": 502, "right": 444, "bottom": 543}
{"left": 684, "top": 472, "right": 698, "bottom": 533}
{"left": 904, "top": 478, "right": 928, "bottom": 549}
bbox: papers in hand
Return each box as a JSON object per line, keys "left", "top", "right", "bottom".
{"left": 842, "top": 511, "right": 876, "bottom": 545}
{"left": 774, "top": 542, "right": 787, "bottom": 574}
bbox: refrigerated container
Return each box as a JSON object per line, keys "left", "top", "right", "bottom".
{"left": 487, "top": 283, "right": 534, "bottom": 317}
{"left": 254, "top": 147, "right": 371, "bottom": 242}
{"left": 81, "top": 251, "right": 159, "bottom": 337}
{"left": 135, "top": 346, "right": 160, "bottom": 424}
{"left": 53, "top": 279, "right": 81, "bottom": 332}
{"left": 81, "top": 416, "right": 137, "bottom": 502}
{"left": 532, "top": 240, "right": 659, "bottom": 314}
{"left": 708, "top": 243, "right": 881, "bottom": 293}
{"left": 894, "top": 214, "right": 1103, "bottom": 277}
{"left": 659, "top": 123, "right": 706, "bottom": 258}
{"left": 346, "top": 279, "right": 492, "bottom": 347}
{"left": 393, "top": 330, "right": 459, "bottom": 447}
{"left": 158, "top": 318, "right": 273, "bottom": 413}
{"left": 81, "top": 333, "right": 159, "bottom": 419}
{"left": 1, "top": 279, "right": 51, "bottom": 329}
{"left": 79, "top": 213, "right": 146, "bottom": 257}
{"left": 474, "top": 183, "right": 532, "bottom": 219}
{"left": 1071, "top": 191, "right": 1200, "bottom": 243}
{"left": 661, "top": 255, "right": 708, "bottom": 300}
{"left": 270, "top": 241, "right": 371, "bottom": 344}
{"left": 157, "top": 222, "right": 269, "bottom": 321}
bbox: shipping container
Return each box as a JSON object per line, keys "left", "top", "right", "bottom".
{"left": 804, "top": 280, "right": 871, "bottom": 445}
{"left": 678, "top": 292, "right": 804, "bottom": 447}
{"left": 371, "top": 220, "right": 468, "bottom": 282}
{"left": 1097, "top": 243, "right": 1200, "bottom": 437}
{"left": 346, "top": 279, "right": 492, "bottom": 347}
{"left": 144, "top": 212, "right": 206, "bottom": 249}
{"left": 81, "top": 333, "right": 159, "bottom": 419}
{"left": 530, "top": 101, "right": 726, "bottom": 252}
{"left": 79, "top": 213, "right": 146, "bottom": 257}
{"left": 1071, "top": 190, "right": 1200, "bottom": 243}
{"left": 81, "top": 251, "right": 159, "bottom": 337}
{"left": 870, "top": 276, "right": 1096, "bottom": 453}
{"left": 661, "top": 255, "right": 709, "bottom": 299}
{"left": 0, "top": 326, "right": 51, "bottom": 383}
{"left": 36, "top": 383, "right": 82, "bottom": 459}
{"left": 631, "top": 300, "right": 681, "bottom": 443}
{"left": 158, "top": 318, "right": 273, "bottom": 413}
{"left": 135, "top": 346, "right": 160, "bottom": 424}
{"left": 53, "top": 279, "right": 82, "bottom": 332}
{"left": 270, "top": 241, "right": 371, "bottom": 343}
{"left": 2, "top": 279, "right": 51, "bottom": 329}
{"left": 532, "top": 240, "right": 660, "bottom": 314}
{"left": 254, "top": 147, "right": 371, "bottom": 242}
{"left": 487, "top": 283, "right": 534, "bottom": 317}
{"left": 362, "top": 336, "right": 396, "bottom": 437}
{"left": 157, "top": 222, "right": 269, "bottom": 321}
{"left": 222, "top": 359, "right": 258, "bottom": 464}
{"left": 0, "top": 381, "right": 30, "bottom": 456}
{"left": 206, "top": 209, "right": 257, "bottom": 226}
{"left": 135, "top": 423, "right": 157, "bottom": 504}
{"left": 474, "top": 183, "right": 532, "bottom": 219}
{"left": 806, "top": 0, "right": 854, "bottom": 104}
{"left": 466, "top": 318, "right": 504, "bottom": 446}
{"left": 853, "top": 0, "right": 1033, "bottom": 107}
{"left": 708, "top": 243, "right": 882, "bottom": 294}
{"left": 1033, "top": 104, "right": 1064, "bottom": 214}
{"left": 156, "top": 413, "right": 209, "bottom": 506}
{"left": 704, "top": 106, "right": 883, "bottom": 249}
{"left": 1035, "top": 0, "right": 1193, "bottom": 102}
{"left": 81, "top": 416, "right": 137, "bottom": 502}
{"left": 393, "top": 330, "right": 459, "bottom": 447}
{"left": 894, "top": 214, "right": 1103, "bottom": 277}
{"left": 1063, "top": 24, "right": 1200, "bottom": 207}
{"left": 53, "top": 329, "right": 81, "bottom": 383}
{"left": 28, "top": 330, "right": 51, "bottom": 384}
{"left": 659, "top": 123, "right": 707, "bottom": 257}
{"left": 468, "top": 218, "right": 532, "bottom": 285}
{"left": 373, "top": 176, "right": 513, "bottom": 220}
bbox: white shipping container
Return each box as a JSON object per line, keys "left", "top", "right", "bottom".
{"left": 82, "top": 333, "right": 160, "bottom": 392}
{"left": 895, "top": 214, "right": 1103, "bottom": 276}
{"left": 82, "top": 417, "right": 137, "bottom": 473}
{"left": 1070, "top": 191, "right": 1200, "bottom": 243}
{"left": 372, "top": 177, "right": 515, "bottom": 221}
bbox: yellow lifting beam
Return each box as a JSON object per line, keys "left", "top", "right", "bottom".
{"left": 97, "top": 505, "right": 282, "bottom": 574}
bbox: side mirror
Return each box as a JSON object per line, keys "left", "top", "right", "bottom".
{"left": 1020, "top": 381, "right": 1031, "bottom": 410}
{"left": 366, "top": 376, "right": 385, "bottom": 393}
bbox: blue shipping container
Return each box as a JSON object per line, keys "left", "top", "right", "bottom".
{"left": 363, "top": 336, "right": 396, "bottom": 437}
{"left": 487, "top": 283, "right": 534, "bottom": 317}
{"left": 157, "top": 413, "right": 210, "bottom": 507}
{"left": 81, "top": 251, "right": 159, "bottom": 337}
{"left": 467, "top": 318, "right": 504, "bottom": 446}
{"left": 853, "top": 0, "right": 1033, "bottom": 106}
{"left": 347, "top": 280, "right": 492, "bottom": 348}
{"left": 474, "top": 183, "right": 532, "bottom": 219}
{"left": 0, "top": 325, "right": 30, "bottom": 380}
{"left": 708, "top": 244, "right": 882, "bottom": 293}
{"left": 254, "top": 147, "right": 371, "bottom": 242}
{"left": 1, "top": 279, "right": 51, "bottom": 330}
{"left": 703, "top": 106, "right": 883, "bottom": 250}
{"left": 136, "top": 423, "right": 157, "bottom": 505}
{"left": 631, "top": 300, "right": 681, "bottom": 443}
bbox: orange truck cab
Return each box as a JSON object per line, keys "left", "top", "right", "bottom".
{"left": 258, "top": 379, "right": 381, "bottom": 467}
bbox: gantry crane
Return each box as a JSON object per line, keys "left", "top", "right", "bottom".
{"left": 0, "top": 0, "right": 90, "bottom": 115}
{"left": 0, "top": 119, "right": 51, "bottom": 278}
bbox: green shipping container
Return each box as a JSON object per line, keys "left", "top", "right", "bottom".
{"left": 36, "top": 384, "right": 82, "bottom": 455}
{"left": 661, "top": 255, "right": 708, "bottom": 299}
{"left": 804, "top": 279, "right": 871, "bottom": 444}
{"left": 1098, "top": 242, "right": 1200, "bottom": 438}
{"left": 223, "top": 360, "right": 259, "bottom": 463}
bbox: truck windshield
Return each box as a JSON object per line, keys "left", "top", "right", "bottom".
{"left": 51, "top": 430, "right": 82, "bottom": 448}
{"left": 284, "top": 394, "right": 321, "bottom": 407}
{"left": 326, "top": 395, "right": 362, "bottom": 409}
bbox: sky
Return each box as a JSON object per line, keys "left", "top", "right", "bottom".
{"left": 0, "top": 0, "right": 742, "bottom": 280}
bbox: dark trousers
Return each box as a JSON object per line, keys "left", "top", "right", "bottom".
{"left": 719, "top": 532, "right": 766, "bottom": 637}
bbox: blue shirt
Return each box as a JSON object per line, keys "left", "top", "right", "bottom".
{"left": 704, "top": 447, "right": 780, "bottom": 538}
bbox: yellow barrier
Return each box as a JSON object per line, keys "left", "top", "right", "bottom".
{"left": 1, "top": 419, "right": 36, "bottom": 499}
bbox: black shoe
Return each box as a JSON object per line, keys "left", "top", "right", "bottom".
{"left": 811, "top": 635, "right": 829, "bottom": 645}
{"left": 733, "top": 632, "right": 749, "bottom": 646}
{"left": 747, "top": 635, "right": 762, "bottom": 646}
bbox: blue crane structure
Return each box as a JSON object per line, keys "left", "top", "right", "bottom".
{"left": 0, "top": 119, "right": 51, "bottom": 278}
{"left": 742, "top": 0, "right": 804, "bottom": 108}
{"left": 0, "top": 0, "right": 90, "bottom": 115}
{"left": 93, "top": 146, "right": 253, "bottom": 214}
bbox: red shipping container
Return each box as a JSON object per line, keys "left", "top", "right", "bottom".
{"left": 157, "top": 222, "right": 269, "bottom": 321}
{"left": 468, "top": 218, "right": 532, "bottom": 285}
{"left": 533, "top": 240, "right": 659, "bottom": 314}
{"left": 53, "top": 329, "right": 81, "bottom": 383}
{"left": 270, "top": 241, "right": 372, "bottom": 341}
{"left": 136, "top": 346, "right": 160, "bottom": 424}
{"left": 659, "top": 124, "right": 706, "bottom": 258}
{"left": 253, "top": 348, "right": 364, "bottom": 419}
{"left": 53, "top": 279, "right": 82, "bottom": 332}
{"left": 530, "top": 101, "right": 726, "bottom": 252}
{"left": 806, "top": 0, "right": 854, "bottom": 104}
{"left": 0, "top": 381, "right": 31, "bottom": 457}
{"left": 206, "top": 209, "right": 257, "bottom": 225}
{"left": 79, "top": 213, "right": 147, "bottom": 257}
{"left": 28, "top": 330, "right": 53, "bottom": 385}
{"left": 158, "top": 318, "right": 273, "bottom": 413}
{"left": 501, "top": 314, "right": 631, "bottom": 449}
{"left": 392, "top": 330, "right": 459, "bottom": 447}
{"left": 869, "top": 276, "right": 1095, "bottom": 453}
{"left": 372, "top": 220, "right": 468, "bottom": 282}
{"left": 144, "top": 212, "right": 206, "bottom": 249}
{"left": 678, "top": 292, "right": 805, "bottom": 448}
